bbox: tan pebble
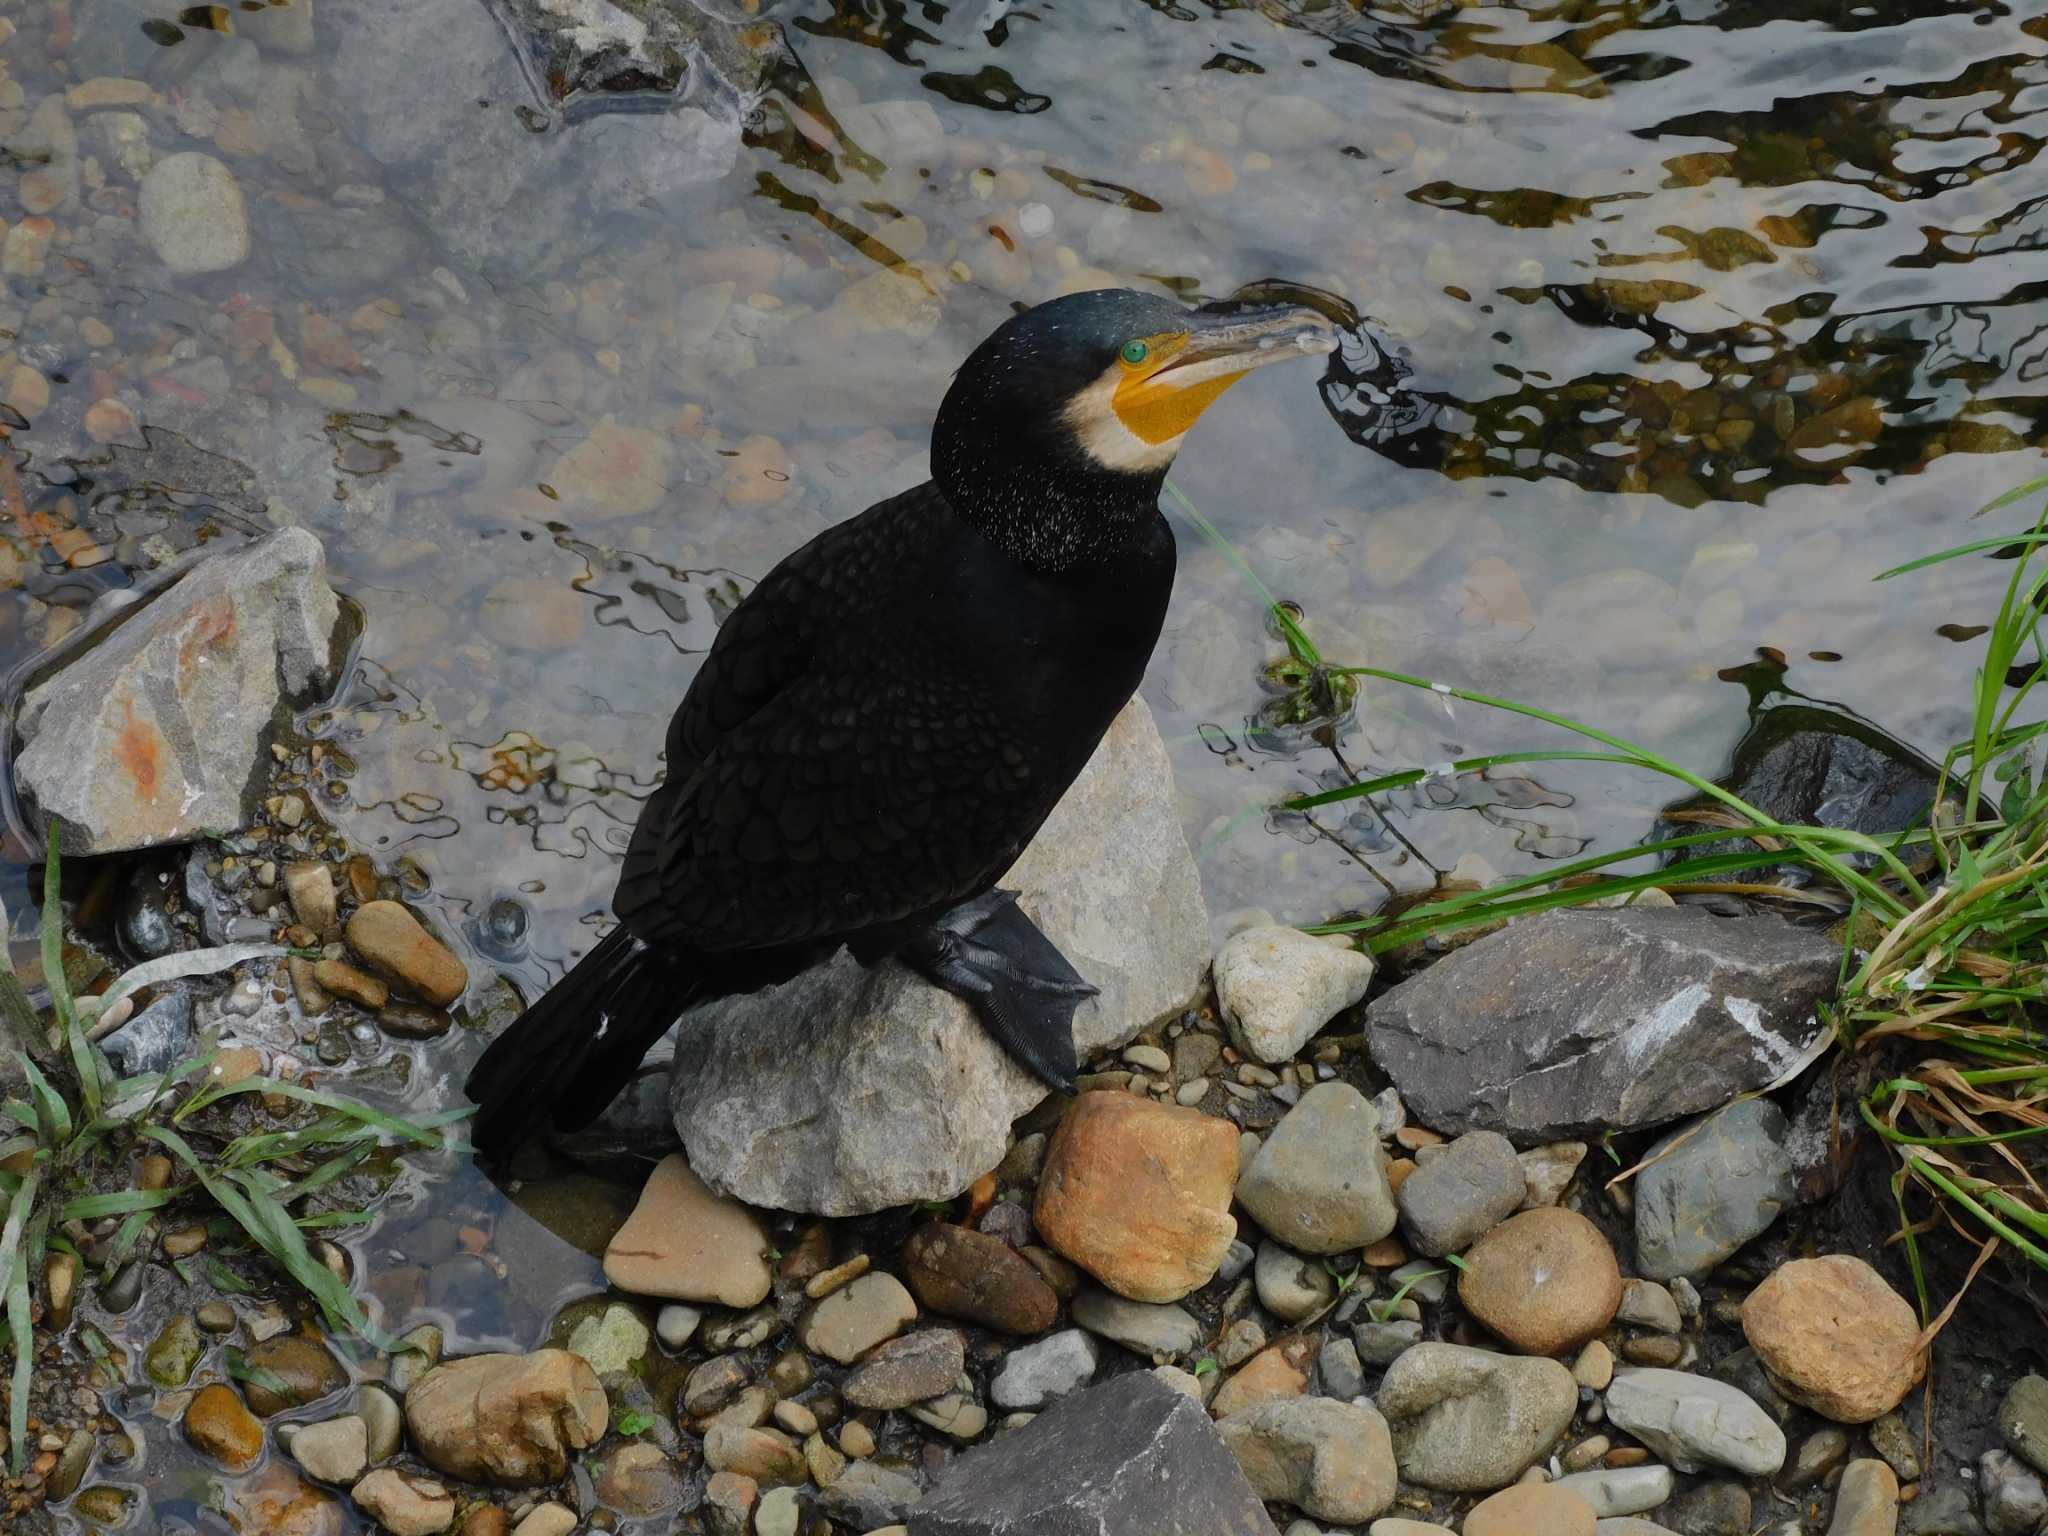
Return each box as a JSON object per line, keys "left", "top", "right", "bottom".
{"left": 1363, "top": 1237, "right": 1408, "bottom": 1268}
{"left": 1395, "top": 1126, "right": 1445, "bottom": 1151}
{"left": 1604, "top": 1446, "right": 1651, "bottom": 1468}
{"left": 67, "top": 78, "right": 156, "bottom": 111}
{"left": 1572, "top": 1339, "right": 1613, "bottom": 1390}
{"left": 313, "top": 959, "right": 390, "bottom": 1010}
{"left": 80, "top": 316, "right": 115, "bottom": 348}
{"left": 83, "top": 397, "right": 136, "bottom": 441}
{"left": 6, "top": 365, "right": 50, "bottom": 418}
{"left": 19, "top": 173, "right": 65, "bottom": 216}
{"left": 838, "top": 1420, "right": 876, "bottom": 1458}
{"left": 804, "top": 1254, "right": 871, "bottom": 1300}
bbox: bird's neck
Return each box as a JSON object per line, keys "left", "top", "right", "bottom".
{"left": 934, "top": 451, "right": 1165, "bottom": 576}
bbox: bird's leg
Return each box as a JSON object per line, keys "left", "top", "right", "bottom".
{"left": 902, "top": 889, "right": 1096, "bottom": 1094}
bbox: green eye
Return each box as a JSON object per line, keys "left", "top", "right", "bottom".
{"left": 1120, "top": 339, "right": 1150, "bottom": 366}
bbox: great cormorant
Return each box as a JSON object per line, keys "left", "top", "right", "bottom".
{"left": 467, "top": 287, "right": 1336, "bottom": 1160}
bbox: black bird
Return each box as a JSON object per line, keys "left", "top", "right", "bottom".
{"left": 466, "top": 287, "right": 1336, "bottom": 1160}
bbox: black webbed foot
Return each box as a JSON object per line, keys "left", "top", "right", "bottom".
{"left": 904, "top": 889, "right": 1095, "bottom": 1093}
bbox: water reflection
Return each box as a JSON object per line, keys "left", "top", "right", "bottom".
{"left": 0, "top": 0, "right": 2043, "bottom": 1509}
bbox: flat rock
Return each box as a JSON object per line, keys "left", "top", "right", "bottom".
{"left": 1741, "top": 1257, "right": 1925, "bottom": 1423}
{"left": 1071, "top": 1285, "right": 1203, "bottom": 1361}
{"left": 670, "top": 699, "right": 1211, "bottom": 1215}
{"left": 1378, "top": 1343, "right": 1576, "bottom": 1492}
{"left": 1634, "top": 1100, "right": 1794, "bottom": 1280}
{"left": 403, "top": 1350, "right": 607, "bottom": 1486}
{"left": 1466, "top": 1484, "right": 1596, "bottom": 1536}
{"left": 1397, "top": 1131, "right": 1526, "bottom": 1256}
{"left": 1219, "top": 1397, "right": 1397, "bottom": 1524}
{"left": 346, "top": 902, "right": 468, "bottom": 1007}
{"left": 1458, "top": 1208, "right": 1620, "bottom": 1355}
{"left": 822, "top": 1461, "right": 924, "bottom": 1529}
{"left": 990, "top": 1328, "right": 1100, "bottom": 1410}
{"left": 603, "top": 1155, "right": 772, "bottom": 1307}
{"left": 1236, "top": 1083, "right": 1397, "bottom": 1255}
{"left": 1553, "top": 1466, "right": 1677, "bottom": 1517}
{"left": 1034, "top": 1090, "right": 1240, "bottom": 1302}
{"left": 1365, "top": 909, "right": 1837, "bottom": 1143}
{"left": 799, "top": 1272, "right": 918, "bottom": 1365}
{"left": 1215, "top": 924, "right": 1374, "bottom": 1064}
{"left": 913, "top": 1370, "right": 1279, "bottom": 1535}
{"left": 1604, "top": 1368, "right": 1785, "bottom": 1476}
{"left": 351, "top": 1469, "right": 455, "bottom": 1536}
{"left": 845, "top": 1330, "right": 965, "bottom": 1411}
{"left": 17, "top": 530, "right": 343, "bottom": 854}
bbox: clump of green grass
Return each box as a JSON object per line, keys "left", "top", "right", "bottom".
{"left": 1170, "top": 468, "right": 2048, "bottom": 1319}
{"left": 0, "top": 824, "right": 463, "bottom": 1472}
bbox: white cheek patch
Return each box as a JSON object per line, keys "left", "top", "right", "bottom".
{"left": 1062, "top": 367, "right": 1184, "bottom": 472}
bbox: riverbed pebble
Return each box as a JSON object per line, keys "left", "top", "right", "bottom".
{"left": 1458, "top": 1207, "right": 1621, "bottom": 1355}
{"left": 604, "top": 1154, "right": 773, "bottom": 1307}
{"left": 1236, "top": 1082, "right": 1398, "bottom": 1255}
{"left": 1033, "top": 1091, "right": 1239, "bottom": 1301}
{"left": 1740, "top": 1256, "right": 1925, "bottom": 1422}
{"left": 1220, "top": 1397, "right": 1398, "bottom": 1523}
{"left": 138, "top": 152, "right": 250, "bottom": 274}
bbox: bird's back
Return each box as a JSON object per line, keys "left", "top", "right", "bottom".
{"left": 612, "top": 480, "right": 1174, "bottom": 963}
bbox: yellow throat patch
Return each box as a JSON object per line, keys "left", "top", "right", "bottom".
{"left": 1111, "top": 332, "right": 1251, "bottom": 445}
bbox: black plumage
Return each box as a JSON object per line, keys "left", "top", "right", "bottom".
{"left": 466, "top": 288, "right": 1334, "bottom": 1160}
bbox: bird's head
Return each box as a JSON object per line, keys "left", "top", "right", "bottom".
{"left": 933, "top": 288, "right": 1338, "bottom": 571}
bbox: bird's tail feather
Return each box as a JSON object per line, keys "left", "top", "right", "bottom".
{"left": 464, "top": 927, "right": 696, "bottom": 1164}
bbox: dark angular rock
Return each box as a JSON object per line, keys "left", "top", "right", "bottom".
{"left": 911, "top": 1371, "right": 1279, "bottom": 1536}
{"left": 1365, "top": 908, "right": 1837, "bottom": 1143}
{"left": 99, "top": 990, "right": 195, "bottom": 1076}
{"left": 819, "top": 1461, "right": 924, "bottom": 1529}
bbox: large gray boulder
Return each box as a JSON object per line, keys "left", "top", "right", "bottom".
{"left": 669, "top": 697, "right": 1210, "bottom": 1216}
{"left": 912, "top": 1371, "right": 1279, "bottom": 1536}
{"left": 1365, "top": 908, "right": 1837, "bottom": 1143}
{"left": 15, "top": 530, "right": 345, "bottom": 854}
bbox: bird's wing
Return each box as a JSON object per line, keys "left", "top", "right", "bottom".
{"left": 614, "top": 642, "right": 1034, "bottom": 951}
{"left": 613, "top": 483, "right": 1029, "bottom": 948}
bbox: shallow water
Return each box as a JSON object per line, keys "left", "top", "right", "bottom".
{"left": 1, "top": 0, "right": 2045, "bottom": 1522}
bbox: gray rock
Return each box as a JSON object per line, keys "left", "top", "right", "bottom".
{"left": 1600, "top": 1523, "right": 1684, "bottom": 1536}
{"left": 139, "top": 152, "right": 250, "bottom": 275}
{"left": 914, "top": 1371, "right": 1279, "bottom": 1536}
{"left": 821, "top": 1460, "right": 923, "bottom": 1529}
{"left": 1708, "top": 1348, "right": 1793, "bottom": 1425}
{"left": 669, "top": 699, "right": 1211, "bottom": 1215}
{"left": 1375, "top": 1343, "right": 1576, "bottom": 1492}
{"left": 1555, "top": 1466, "right": 1676, "bottom": 1517}
{"left": 17, "top": 530, "right": 344, "bottom": 854}
{"left": 1255, "top": 1241, "right": 1335, "bottom": 1324}
{"left": 1664, "top": 1482, "right": 1752, "bottom": 1536}
{"left": 655, "top": 1305, "right": 701, "bottom": 1350}
{"left": 1365, "top": 909, "right": 1837, "bottom": 1143}
{"left": 1353, "top": 1320, "right": 1421, "bottom": 1365}
{"left": 1633, "top": 1100, "right": 1794, "bottom": 1280}
{"left": 1617, "top": 1280, "right": 1683, "bottom": 1333}
{"left": 356, "top": 1384, "right": 402, "bottom": 1465}
{"left": 1867, "top": 1414, "right": 1920, "bottom": 1484}
{"left": 1979, "top": 1451, "right": 2045, "bottom": 1536}
{"left": 1235, "top": 1083, "right": 1396, "bottom": 1255}
{"left": 1214, "top": 925, "right": 1374, "bottom": 1065}
{"left": 1898, "top": 1483, "right": 1982, "bottom": 1536}
{"left": 1318, "top": 1338, "right": 1365, "bottom": 1401}
{"left": 990, "top": 1329, "right": 1100, "bottom": 1411}
{"left": 97, "top": 990, "right": 194, "bottom": 1076}
{"left": 2000, "top": 1375, "right": 2048, "bottom": 1478}
{"left": 1219, "top": 1398, "right": 1397, "bottom": 1524}
{"left": 1604, "top": 1368, "right": 1785, "bottom": 1477}
{"left": 1070, "top": 1287, "right": 1202, "bottom": 1361}
{"left": 1394, "top": 1131, "right": 1526, "bottom": 1257}
{"left": 1778, "top": 1429, "right": 1850, "bottom": 1492}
